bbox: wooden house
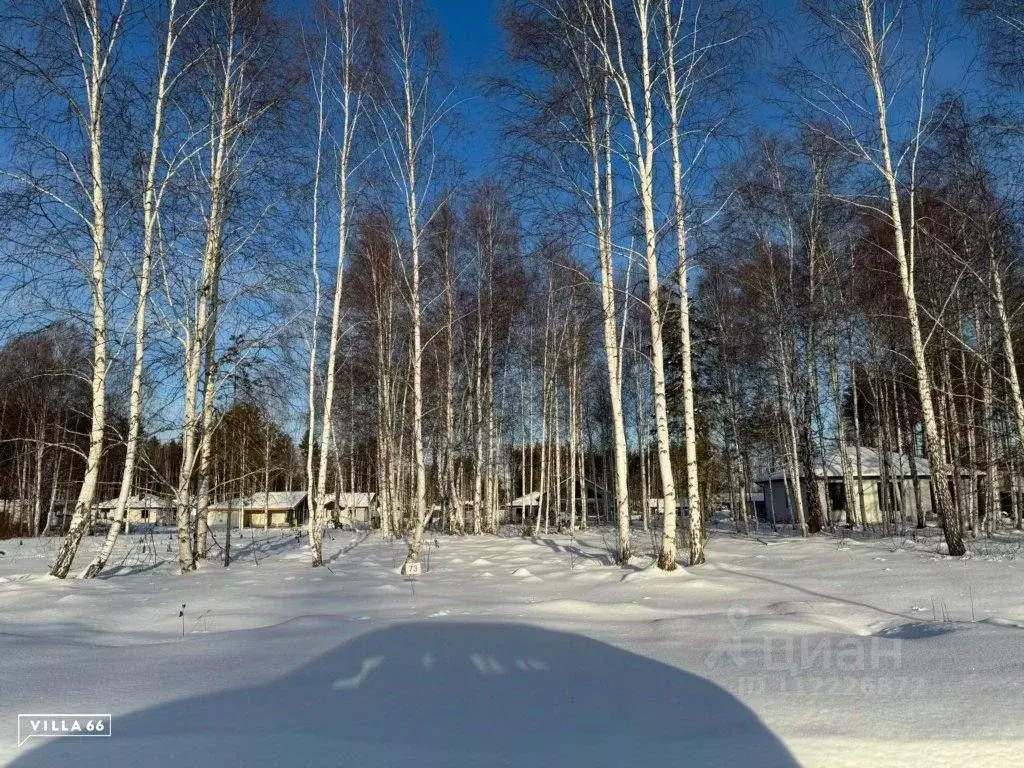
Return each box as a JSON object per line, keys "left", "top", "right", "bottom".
{"left": 94, "top": 494, "right": 174, "bottom": 526}
{"left": 207, "top": 491, "right": 309, "bottom": 528}
{"left": 757, "top": 447, "right": 980, "bottom": 527}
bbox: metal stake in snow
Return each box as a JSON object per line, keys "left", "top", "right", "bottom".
{"left": 178, "top": 604, "right": 186, "bottom": 637}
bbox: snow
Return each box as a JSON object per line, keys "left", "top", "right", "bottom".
{"left": 1, "top": 527, "right": 1023, "bottom": 766}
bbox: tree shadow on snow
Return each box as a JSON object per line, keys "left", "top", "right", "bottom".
{"left": 538, "top": 536, "right": 615, "bottom": 566}
{"left": 12, "top": 622, "right": 797, "bottom": 768}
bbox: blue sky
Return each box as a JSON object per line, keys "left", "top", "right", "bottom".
{"left": 434, "top": 0, "right": 502, "bottom": 71}
{"left": 430, "top": 0, "right": 506, "bottom": 180}
{"left": 424, "top": 0, "right": 984, "bottom": 170}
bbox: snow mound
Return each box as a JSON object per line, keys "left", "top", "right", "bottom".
{"left": 511, "top": 568, "right": 534, "bottom": 577}
{"left": 528, "top": 598, "right": 666, "bottom": 619}
{"left": 746, "top": 601, "right": 879, "bottom": 636}
{"left": 471, "top": 558, "right": 492, "bottom": 566}
{"left": 0, "top": 573, "right": 47, "bottom": 584}
{"left": 619, "top": 563, "right": 696, "bottom": 582}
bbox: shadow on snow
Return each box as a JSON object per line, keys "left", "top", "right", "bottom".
{"left": 13, "top": 621, "right": 796, "bottom": 767}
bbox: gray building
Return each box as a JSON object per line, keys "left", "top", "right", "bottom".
{"left": 757, "top": 447, "right": 977, "bottom": 526}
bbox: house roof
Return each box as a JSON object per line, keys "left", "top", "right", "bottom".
{"left": 96, "top": 493, "right": 173, "bottom": 510}
{"left": 510, "top": 478, "right": 608, "bottom": 508}
{"left": 325, "top": 492, "right": 376, "bottom": 507}
{"left": 759, "top": 447, "right": 932, "bottom": 482}
{"left": 209, "top": 491, "right": 307, "bottom": 511}
{"left": 510, "top": 491, "right": 542, "bottom": 507}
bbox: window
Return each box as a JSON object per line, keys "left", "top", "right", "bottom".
{"left": 827, "top": 481, "right": 846, "bottom": 512}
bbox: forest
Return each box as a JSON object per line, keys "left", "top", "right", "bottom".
{"left": 1, "top": 0, "right": 1023, "bottom": 579}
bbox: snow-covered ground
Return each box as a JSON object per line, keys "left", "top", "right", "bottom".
{"left": 1, "top": 526, "right": 1022, "bottom": 766}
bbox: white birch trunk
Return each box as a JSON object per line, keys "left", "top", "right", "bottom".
{"left": 306, "top": 38, "right": 328, "bottom": 567}
{"left": 175, "top": 39, "right": 232, "bottom": 571}
{"left": 663, "top": 0, "right": 704, "bottom": 565}
{"left": 50, "top": 0, "right": 123, "bottom": 578}
{"left": 588, "top": 0, "right": 676, "bottom": 569}
{"left": 858, "top": 0, "right": 964, "bottom": 554}
{"left": 81, "top": 0, "right": 184, "bottom": 578}
{"left": 589, "top": 70, "right": 632, "bottom": 561}
{"left": 393, "top": 3, "right": 429, "bottom": 574}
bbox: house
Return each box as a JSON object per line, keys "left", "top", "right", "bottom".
{"left": 748, "top": 491, "right": 765, "bottom": 519}
{"left": 509, "top": 491, "right": 542, "bottom": 518}
{"left": 509, "top": 479, "right": 607, "bottom": 524}
{"left": 648, "top": 497, "right": 688, "bottom": 515}
{"left": 324, "top": 492, "right": 377, "bottom": 527}
{"left": 756, "top": 446, "right": 978, "bottom": 526}
{"left": 41, "top": 500, "right": 77, "bottom": 532}
{"left": 207, "top": 491, "right": 309, "bottom": 528}
{"left": 710, "top": 489, "right": 765, "bottom": 520}
{"left": 95, "top": 494, "right": 174, "bottom": 526}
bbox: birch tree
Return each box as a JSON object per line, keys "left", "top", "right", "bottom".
{"left": 172, "top": 0, "right": 280, "bottom": 571}
{"left": 583, "top": 0, "right": 679, "bottom": 569}
{"left": 0, "top": 0, "right": 130, "bottom": 578}
{"left": 575, "top": 6, "right": 633, "bottom": 562}
{"left": 374, "top": 0, "right": 449, "bottom": 573}
{"left": 82, "top": 0, "right": 203, "bottom": 579}
{"left": 310, "top": 0, "right": 363, "bottom": 566}
{"left": 804, "top": 0, "right": 965, "bottom": 554}
{"left": 304, "top": 34, "right": 328, "bottom": 565}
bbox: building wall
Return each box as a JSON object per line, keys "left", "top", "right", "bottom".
{"left": 207, "top": 507, "right": 308, "bottom": 528}
{"left": 760, "top": 480, "right": 793, "bottom": 524}
{"left": 207, "top": 510, "right": 240, "bottom": 527}
{"left": 243, "top": 509, "right": 295, "bottom": 528}
{"left": 125, "top": 507, "right": 173, "bottom": 526}
{"left": 761, "top": 477, "right": 947, "bottom": 526}
{"left": 334, "top": 504, "right": 372, "bottom": 525}
{"left": 847, "top": 478, "right": 936, "bottom": 525}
